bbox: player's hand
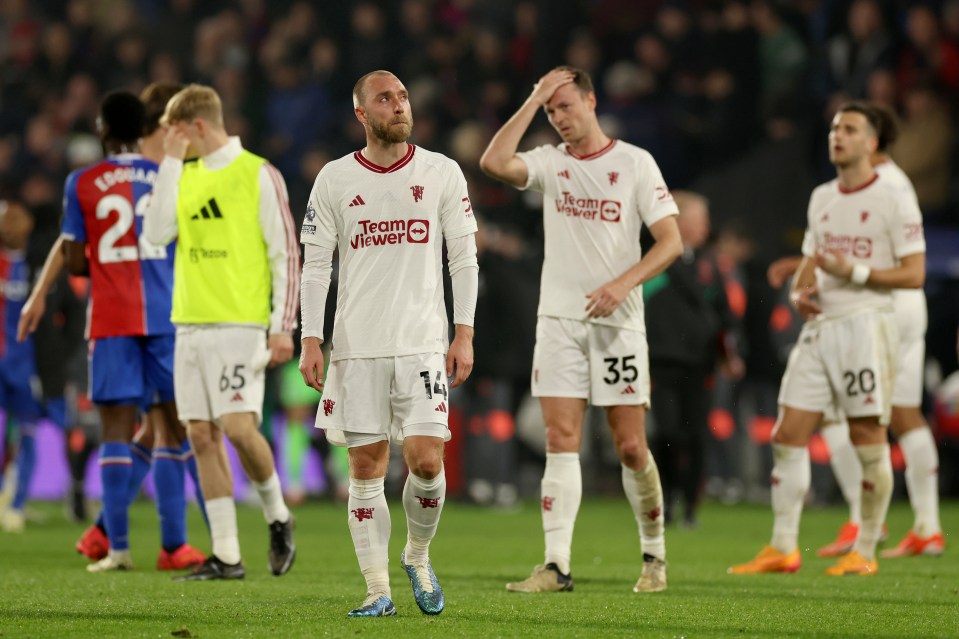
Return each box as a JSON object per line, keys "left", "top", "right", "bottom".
{"left": 267, "top": 333, "right": 294, "bottom": 368}
{"left": 814, "top": 248, "right": 852, "bottom": 279}
{"left": 163, "top": 126, "right": 190, "bottom": 160}
{"left": 298, "top": 337, "right": 325, "bottom": 392}
{"left": 17, "top": 293, "right": 45, "bottom": 342}
{"left": 767, "top": 256, "right": 801, "bottom": 288}
{"left": 585, "top": 279, "right": 630, "bottom": 318}
{"left": 789, "top": 284, "right": 822, "bottom": 319}
{"left": 529, "top": 69, "right": 576, "bottom": 107}
{"left": 447, "top": 326, "right": 474, "bottom": 388}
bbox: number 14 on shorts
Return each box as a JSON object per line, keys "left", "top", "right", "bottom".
{"left": 419, "top": 370, "right": 448, "bottom": 400}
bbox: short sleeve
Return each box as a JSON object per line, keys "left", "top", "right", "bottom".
{"left": 440, "top": 160, "right": 478, "bottom": 240}
{"left": 801, "top": 193, "right": 819, "bottom": 258}
{"left": 633, "top": 151, "right": 679, "bottom": 228}
{"left": 515, "top": 144, "right": 553, "bottom": 193}
{"left": 60, "top": 171, "right": 86, "bottom": 243}
{"left": 300, "top": 169, "right": 338, "bottom": 250}
{"left": 890, "top": 190, "right": 925, "bottom": 258}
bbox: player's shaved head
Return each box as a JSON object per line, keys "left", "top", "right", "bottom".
{"left": 551, "top": 65, "right": 595, "bottom": 96}
{"left": 141, "top": 82, "right": 184, "bottom": 136}
{"left": 100, "top": 91, "right": 146, "bottom": 144}
{"left": 353, "top": 70, "right": 399, "bottom": 108}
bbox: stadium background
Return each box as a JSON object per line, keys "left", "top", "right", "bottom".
{"left": 2, "top": 0, "right": 959, "bottom": 508}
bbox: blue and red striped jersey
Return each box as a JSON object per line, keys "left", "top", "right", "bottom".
{"left": 61, "top": 154, "right": 175, "bottom": 339}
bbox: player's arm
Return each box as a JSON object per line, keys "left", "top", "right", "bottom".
{"left": 767, "top": 255, "right": 803, "bottom": 288}
{"left": 17, "top": 236, "right": 66, "bottom": 341}
{"left": 142, "top": 127, "right": 188, "bottom": 246}
{"left": 258, "top": 163, "right": 300, "bottom": 367}
{"left": 789, "top": 256, "right": 821, "bottom": 319}
{"left": 815, "top": 250, "right": 925, "bottom": 289}
{"left": 479, "top": 68, "right": 575, "bottom": 187}
{"left": 298, "top": 242, "right": 333, "bottom": 392}
{"left": 446, "top": 233, "right": 478, "bottom": 388}
{"left": 586, "top": 215, "right": 682, "bottom": 318}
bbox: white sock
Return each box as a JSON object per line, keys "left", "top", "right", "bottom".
{"left": 542, "top": 452, "right": 581, "bottom": 575}
{"left": 253, "top": 470, "right": 291, "bottom": 524}
{"left": 898, "top": 428, "right": 941, "bottom": 536}
{"left": 770, "top": 445, "right": 810, "bottom": 554}
{"left": 622, "top": 455, "right": 666, "bottom": 560}
{"left": 348, "top": 477, "right": 391, "bottom": 596}
{"left": 821, "top": 421, "right": 862, "bottom": 525}
{"left": 402, "top": 469, "right": 446, "bottom": 564}
{"left": 207, "top": 497, "right": 241, "bottom": 565}
{"left": 852, "top": 444, "right": 893, "bottom": 560}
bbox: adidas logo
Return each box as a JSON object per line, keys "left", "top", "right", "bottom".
{"left": 557, "top": 170, "right": 570, "bottom": 179}
{"left": 434, "top": 402, "right": 447, "bottom": 413}
{"left": 348, "top": 195, "right": 366, "bottom": 207}
{"left": 190, "top": 198, "right": 223, "bottom": 220}
{"left": 621, "top": 385, "right": 636, "bottom": 395}
{"left": 230, "top": 391, "right": 243, "bottom": 402}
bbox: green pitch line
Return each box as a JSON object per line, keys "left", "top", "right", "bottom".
{"left": 1, "top": 499, "right": 956, "bottom": 638}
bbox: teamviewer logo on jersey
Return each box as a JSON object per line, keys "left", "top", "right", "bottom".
{"left": 600, "top": 200, "right": 621, "bottom": 222}
{"left": 407, "top": 220, "right": 429, "bottom": 243}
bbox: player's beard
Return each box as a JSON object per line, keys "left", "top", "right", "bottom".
{"left": 370, "top": 115, "right": 414, "bottom": 144}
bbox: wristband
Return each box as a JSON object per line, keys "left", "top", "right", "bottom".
{"left": 850, "top": 263, "right": 871, "bottom": 286}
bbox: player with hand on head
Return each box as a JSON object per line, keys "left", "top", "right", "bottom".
{"left": 730, "top": 102, "right": 926, "bottom": 577}
{"left": 480, "top": 66, "right": 683, "bottom": 594}
{"left": 299, "top": 70, "right": 478, "bottom": 617}
{"left": 144, "top": 84, "right": 298, "bottom": 581}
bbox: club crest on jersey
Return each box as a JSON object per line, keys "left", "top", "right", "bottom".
{"left": 350, "top": 219, "right": 430, "bottom": 249}
{"left": 411, "top": 185, "right": 424, "bottom": 202}
{"left": 608, "top": 171, "right": 619, "bottom": 185}
{"left": 860, "top": 210, "right": 870, "bottom": 223}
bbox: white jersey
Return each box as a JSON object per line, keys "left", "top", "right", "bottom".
{"left": 517, "top": 140, "right": 678, "bottom": 331}
{"left": 301, "top": 145, "right": 477, "bottom": 361}
{"left": 875, "top": 160, "right": 927, "bottom": 326}
{"left": 801, "top": 172, "right": 925, "bottom": 318}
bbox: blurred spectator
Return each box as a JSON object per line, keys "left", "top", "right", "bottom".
{"left": 823, "top": 0, "right": 894, "bottom": 99}
{"left": 751, "top": 0, "right": 809, "bottom": 107}
{"left": 898, "top": 5, "right": 959, "bottom": 95}
{"left": 891, "top": 84, "right": 954, "bottom": 214}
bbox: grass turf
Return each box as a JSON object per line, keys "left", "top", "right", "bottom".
{"left": 1, "top": 498, "right": 957, "bottom": 638}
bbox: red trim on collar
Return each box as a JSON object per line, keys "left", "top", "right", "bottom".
{"left": 353, "top": 144, "right": 416, "bottom": 173}
{"left": 838, "top": 172, "right": 879, "bottom": 194}
{"left": 565, "top": 139, "right": 616, "bottom": 160}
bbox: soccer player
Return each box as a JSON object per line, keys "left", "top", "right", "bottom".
{"left": 480, "top": 66, "right": 682, "bottom": 593}
{"left": 0, "top": 199, "right": 43, "bottom": 533}
{"left": 52, "top": 89, "right": 207, "bottom": 572}
{"left": 299, "top": 70, "right": 478, "bottom": 617}
{"left": 144, "top": 84, "right": 298, "bottom": 581}
{"left": 729, "top": 102, "right": 925, "bottom": 576}
{"left": 766, "top": 106, "right": 943, "bottom": 559}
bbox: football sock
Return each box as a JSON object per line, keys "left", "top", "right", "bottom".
{"left": 898, "top": 428, "right": 941, "bottom": 536}
{"left": 253, "top": 471, "right": 291, "bottom": 524}
{"left": 821, "top": 421, "right": 862, "bottom": 525}
{"left": 153, "top": 446, "right": 187, "bottom": 551}
{"left": 95, "top": 441, "right": 151, "bottom": 530}
{"left": 542, "top": 452, "right": 581, "bottom": 575}
{"left": 11, "top": 425, "right": 36, "bottom": 511}
{"left": 853, "top": 444, "right": 893, "bottom": 560}
{"left": 402, "top": 469, "right": 446, "bottom": 564}
{"left": 181, "top": 440, "right": 208, "bottom": 526}
{"left": 770, "top": 444, "right": 809, "bottom": 554}
{"left": 622, "top": 454, "right": 666, "bottom": 560}
{"left": 348, "top": 477, "right": 391, "bottom": 596}
{"left": 206, "top": 496, "right": 241, "bottom": 564}
{"left": 99, "top": 442, "right": 133, "bottom": 551}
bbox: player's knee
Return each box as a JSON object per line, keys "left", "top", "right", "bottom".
{"left": 545, "top": 425, "right": 577, "bottom": 452}
{"left": 616, "top": 438, "right": 645, "bottom": 469}
{"left": 407, "top": 454, "right": 442, "bottom": 479}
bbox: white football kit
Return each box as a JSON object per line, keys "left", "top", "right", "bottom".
{"left": 517, "top": 140, "right": 678, "bottom": 405}
{"left": 779, "top": 171, "right": 925, "bottom": 422}
{"left": 301, "top": 145, "right": 477, "bottom": 443}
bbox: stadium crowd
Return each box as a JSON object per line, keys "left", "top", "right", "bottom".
{"left": 2, "top": 0, "right": 959, "bottom": 527}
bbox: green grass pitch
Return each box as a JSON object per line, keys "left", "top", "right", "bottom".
{"left": 1, "top": 498, "right": 957, "bottom": 638}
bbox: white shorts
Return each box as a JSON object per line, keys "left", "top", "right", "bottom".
{"left": 892, "top": 289, "right": 926, "bottom": 407}
{"left": 531, "top": 316, "right": 650, "bottom": 407}
{"left": 779, "top": 311, "right": 896, "bottom": 425}
{"left": 174, "top": 326, "right": 271, "bottom": 425}
{"left": 316, "top": 352, "right": 451, "bottom": 448}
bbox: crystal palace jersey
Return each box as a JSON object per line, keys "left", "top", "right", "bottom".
{"left": 0, "top": 248, "right": 32, "bottom": 360}
{"left": 517, "top": 140, "right": 679, "bottom": 331}
{"left": 301, "top": 145, "right": 477, "bottom": 361}
{"left": 801, "top": 172, "right": 925, "bottom": 318}
{"left": 61, "top": 154, "right": 175, "bottom": 339}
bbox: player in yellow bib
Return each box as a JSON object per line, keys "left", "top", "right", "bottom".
{"left": 144, "top": 84, "right": 299, "bottom": 580}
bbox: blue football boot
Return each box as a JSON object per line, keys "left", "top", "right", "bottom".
{"left": 400, "top": 550, "right": 445, "bottom": 615}
{"left": 347, "top": 593, "right": 396, "bottom": 617}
